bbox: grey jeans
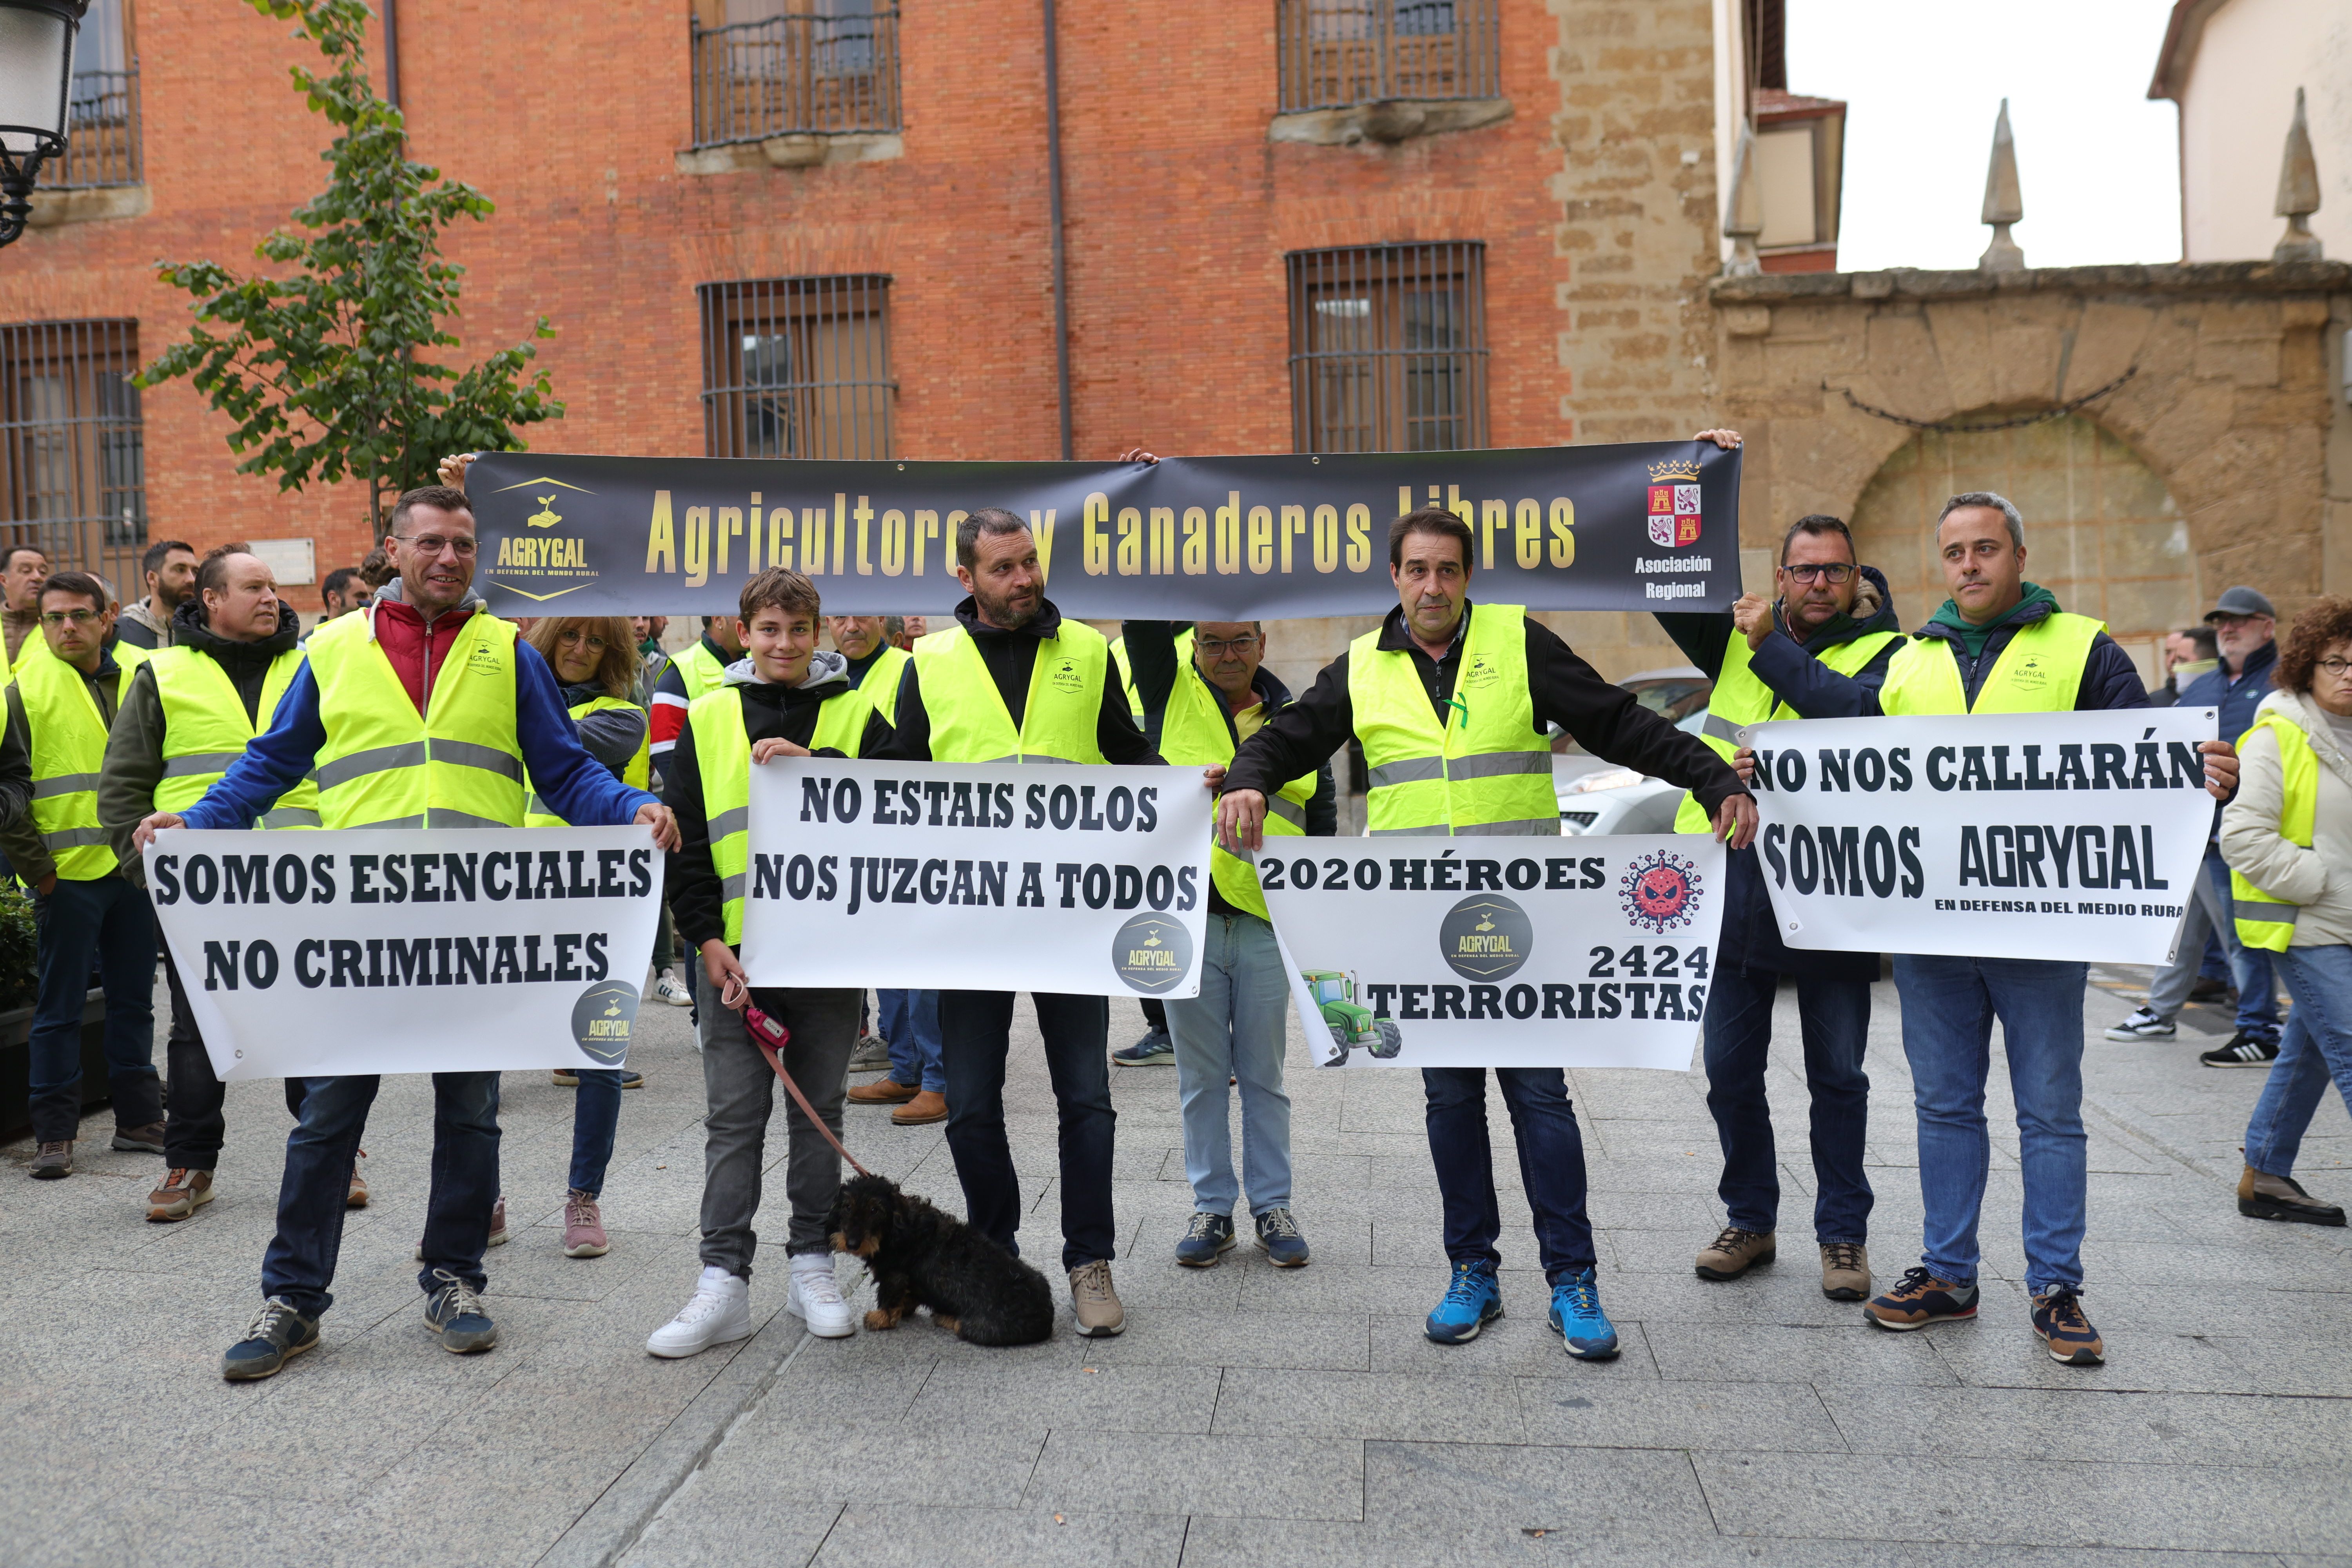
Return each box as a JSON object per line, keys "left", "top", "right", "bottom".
{"left": 696, "top": 984, "right": 862, "bottom": 1278}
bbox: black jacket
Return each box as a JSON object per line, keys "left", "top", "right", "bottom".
{"left": 871, "top": 597, "right": 1160, "bottom": 765}
{"left": 1655, "top": 569, "right": 1902, "bottom": 981}
{"left": 1224, "top": 601, "right": 1744, "bottom": 818}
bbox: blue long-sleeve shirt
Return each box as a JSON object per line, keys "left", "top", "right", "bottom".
{"left": 182, "top": 635, "right": 658, "bottom": 831}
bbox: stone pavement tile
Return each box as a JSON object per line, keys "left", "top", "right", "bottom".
{"left": 1023, "top": 1430, "right": 1363, "bottom": 1519}
{"left": 21, "top": 1482, "right": 406, "bottom": 1568}
{"left": 750, "top": 1354, "right": 937, "bottom": 1425}
{"left": 1693, "top": 1449, "right": 2352, "bottom": 1553}
{"left": 673, "top": 1415, "right": 1049, "bottom": 1510}
{"left": 806, "top": 1505, "right": 1189, "bottom": 1568}
{"left": 1069, "top": 1308, "right": 1372, "bottom": 1371}
{"left": 1587, "top": 1190, "right": 1727, "bottom": 1234}
{"left": 905, "top": 1359, "right": 1221, "bottom": 1434}
{"left": 1920, "top": 1298, "right": 2352, "bottom": 1397}
{"left": 1516, "top": 1376, "right": 1846, "bottom": 1453}
{"left": 1363, "top": 1439, "right": 1717, "bottom": 1537}
{"left": 1645, "top": 1321, "right": 1959, "bottom": 1385}
{"left": 1583, "top": 1154, "right": 1731, "bottom": 1194}
{"left": 1597, "top": 1265, "right": 1876, "bottom": 1328}
{"left": 1210, "top": 1367, "right": 1526, "bottom": 1442}
{"left": 1234, "top": 1259, "right": 1472, "bottom": 1314}
{"left": 1367, "top": 1314, "right": 1662, "bottom": 1380}
{"left": 1819, "top": 1381, "right": 2352, "bottom": 1464}
{"left": 619, "top": 1498, "right": 841, "bottom": 1568}
{"left": 1100, "top": 1249, "right": 1248, "bottom": 1311}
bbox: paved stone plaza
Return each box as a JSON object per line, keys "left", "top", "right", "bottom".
{"left": 4, "top": 969, "right": 2348, "bottom": 1567}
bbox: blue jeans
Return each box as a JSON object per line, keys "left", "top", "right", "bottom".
{"left": 2146, "top": 848, "right": 2281, "bottom": 1042}
{"left": 569, "top": 1071, "right": 623, "bottom": 1195}
{"left": 29, "top": 874, "right": 161, "bottom": 1143}
{"left": 260, "top": 1071, "right": 502, "bottom": 1318}
{"left": 940, "top": 990, "right": 1116, "bottom": 1270}
{"left": 1422, "top": 1067, "right": 1597, "bottom": 1283}
{"left": 2243, "top": 945, "right": 2352, "bottom": 1179}
{"left": 1164, "top": 912, "right": 1293, "bottom": 1217}
{"left": 1892, "top": 955, "right": 2088, "bottom": 1295}
{"left": 1701, "top": 964, "right": 1873, "bottom": 1243}
{"left": 879, "top": 989, "right": 945, "bottom": 1093}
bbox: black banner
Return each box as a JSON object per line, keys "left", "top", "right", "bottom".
{"left": 468, "top": 443, "right": 1739, "bottom": 620}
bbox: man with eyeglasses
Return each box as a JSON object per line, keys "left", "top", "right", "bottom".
{"left": 131, "top": 482, "right": 679, "bottom": 1382}
{"left": 1652, "top": 443, "right": 1902, "bottom": 1304}
{"left": 1125, "top": 615, "right": 1334, "bottom": 1269}
{"left": 0, "top": 570, "right": 163, "bottom": 1179}
{"left": 2109, "top": 586, "right": 2286, "bottom": 1067}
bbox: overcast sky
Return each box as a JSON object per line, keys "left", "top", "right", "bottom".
{"left": 1787, "top": 0, "right": 2185, "bottom": 271}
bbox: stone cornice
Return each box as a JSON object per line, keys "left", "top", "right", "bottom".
{"left": 1708, "top": 259, "right": 2352, "bottom": 304}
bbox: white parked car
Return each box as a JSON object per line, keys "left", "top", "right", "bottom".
{"left": 1553, "top": 665, "right": 1715, "bottom": 837}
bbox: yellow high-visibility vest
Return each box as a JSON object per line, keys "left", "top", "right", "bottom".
{"left": 1157, "top": 656, "right": 1316, "bottom": 919}
{"left": 842, "top": 643, "right": 910, "bottom": 730}
{"left": 524, "top": 695, "right": 650, "bottom": 828}
{"left": 1673, "top": 626, "right": 1897, "bottom": 834}
{"left": 1348, "top": 604, "right": 1555, "bottom": 836}
{"left": 302, "top": 609, "right": 526, "bottom": 829}
{"left": 1877, "top": 612, "right": 2104, "bottom": 716}
{"left": 913, "top": 619, "right": 1109, "bottom": 764}
{"left": 690, "top": 682, "right": 871, "bottom": 944}
{"left": 147, "top": 643, "right": 320, "bottom": 827}
{"left": 672, "top": 637, "right": 731, "bottom": 702}
{"left": 16, "top": 640, "right": 149, "bottom": 878}
{"left": 2232, "top": 711, "right": 2317, "bottom": 953}
{"left": 1110, "top": 635, "right": 1144, "bottom": 720}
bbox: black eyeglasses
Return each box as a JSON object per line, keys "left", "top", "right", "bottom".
{"left": 1782, "top": 563, "right": 1854, "bottom": 585}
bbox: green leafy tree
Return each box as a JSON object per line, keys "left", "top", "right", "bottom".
{"left": 140, "top": 0, "right": 561, "bottom": 523}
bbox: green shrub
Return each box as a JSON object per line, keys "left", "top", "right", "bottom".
{"left": 0, "top": 883, "right": 33, "bottom": 1013}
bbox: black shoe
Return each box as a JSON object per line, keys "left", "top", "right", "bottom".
{"left": 2200, "top": 1033, "right": 2281, "bottom": 1068}
{"left": 2239, "top": 1167, "right": 2348, "bottom": 1225}
{"left": 222, "top": 1297, "right": 320, "bottom": 1381}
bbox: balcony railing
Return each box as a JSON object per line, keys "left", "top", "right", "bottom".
{"left": 1276, "top": 0, "right": 1501, "bottom": 114}
{"left": 690, "top": 11, "right": 902, "bottom": 148}
{"left": 49, "top": 68, "right": 142, "bottom": 189}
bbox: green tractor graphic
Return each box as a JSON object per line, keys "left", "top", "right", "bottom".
{"left": 1304, "top": 970, "right": 1402, "bottom": 1066}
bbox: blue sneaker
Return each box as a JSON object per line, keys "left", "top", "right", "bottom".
{"left": 423, "top": 1269, "right": 500, "bottom": 1354}
{"left": 1174, "top": 1212, "right": 1236, "bottom": 1267}
{"left": 1112, "top": 1030, "right": 1174, "bottom": 1066}
{"left": 1424, "top": 1259, "right": 1503, "bottom": 1343}
{"left": 1254, "top": 1208, "right": 1310, "bottom": 1267}
{"left": 1547, "top": 1267, "right": 1619, "bottom": 1360}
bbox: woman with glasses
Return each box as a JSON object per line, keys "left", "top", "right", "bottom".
{"left": 2220, "top": 598, "right": 2352, "bottom": 1229}
{"left": 521, "top": 615, "right": 655, "bottom": 1259}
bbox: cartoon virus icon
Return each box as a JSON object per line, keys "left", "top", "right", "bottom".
{"left": 1619, "top": 850, "right": 1704, "bottom": 934}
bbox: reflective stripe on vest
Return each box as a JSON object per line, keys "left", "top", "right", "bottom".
{"left": 1348, "top": 604, "right": 1556, "bottom": 837}
{"left": 1877, "top": 612, "right": 2105, "bottom": 716}
{"left": 1673, "top": 626, "right": 1898, "bottom": 835}
{"left": 303, "top": 609, "right": 526, "bottom": 829}
{"left": 2231, "top": 712, "right": 2316, "bottom": 953}
{"left": 524, "top": 695, "right": 651, "bottom": 828}
{"left": 1156, "top": 655, "right": 1314, "bottom": 920}
{"left": 16, "top": 639, "right": 148, "bottom": 878}
{"left": 690, "top": 682, "right": 871, "bottom": 943}
{"left": 913, "top": 621, "right": 1109, "bottom": 764}
{"left": 148, "top": 643, "right": 319, "bottom": 828}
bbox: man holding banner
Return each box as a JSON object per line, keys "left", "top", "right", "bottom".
{"left": 134, "top": 483, "right": 675, "bottom": 1382}
{"left": 1741, "top": 490, "right": 2237, "bottom": 1367}
{"left": 1220, "top": 505, "right": 1754, "bottom": 1359}
{"left": 873, "top": 507, "right": 1169, "bottom": 1337}
{"left": 1657, "top": 494, "right": 1900, "bottom": 1303}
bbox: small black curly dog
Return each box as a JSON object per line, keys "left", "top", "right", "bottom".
{"left": 829, "top": 1172, "right": 1055, "bottom": 1346}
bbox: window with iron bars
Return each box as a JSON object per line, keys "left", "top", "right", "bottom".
{"left": 701, "top": 278, "right": 893, "bottom": 461}
{"left": 1275, "top": 0, "right": 1501, "bottom": 114}
{"left": 1287, "top": 244, "right": 1487, "bottom": 454}
{"left": 0, "top": 320, "right": 146, "bottom": 593}
{"left": 690, "top": 0, "right": 901, "bottom": 147}
{"left": 52, "top": 0, "right": 141, "bottom": 189}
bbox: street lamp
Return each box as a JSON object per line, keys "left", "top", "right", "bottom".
{"left": 0, "top": 0, "right": 85, "bottom": 247}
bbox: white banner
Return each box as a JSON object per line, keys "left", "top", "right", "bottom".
{"left": 145, "top": 827, "right": 664, "bottom": 1080}
{"left": 1744, "top": 707, "right": 2219, "bottom": 964}
{"left": 739, "top": 758, "right": 1212, "bottom": 997}
{"left": 1259, "top": 835, "right": 1727, "bottom": 1069}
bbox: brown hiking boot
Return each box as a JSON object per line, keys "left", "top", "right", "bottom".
{"left": 847, "top": 1077, "right": 920, "bottom": 1105}
{"left": 112, "top": 1121, "right": 166, "bottom": 1154}
{"left": 1819, "top": 1241, "right": 1870, "bottom": 1301}
{"left": 28, "top": 1141, "right": 72, "bottom": 1180}
{"left": 2239, "top": 1165, "right": 2346, "bottom": 1226}
{"left": 1695, "top": 1226, "right": 1775, "bottom": 1281}
{"left": 891, "top": 1090, "right": 947, "bottom": 1126}
{"left": 347, "top": 1149, "right": 369, "bottom": 1209}
{"left": 1069, "top": 1259, "right": 1125, "bottom": 1338}
{"left": 148, "top": 1167, "right": 215, "bottom": 1222}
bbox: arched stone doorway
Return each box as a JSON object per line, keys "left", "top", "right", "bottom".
{"left": 1849, "top": 412, "right": 2197, "bottom": 681}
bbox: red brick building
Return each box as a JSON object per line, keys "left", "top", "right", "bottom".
{"left": 0, "top": 0, "right": 1745, "bottom": 620}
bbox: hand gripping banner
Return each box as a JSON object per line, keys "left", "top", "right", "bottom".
{"left": 466, "top": 443, "right": 1740, "bottom": 620}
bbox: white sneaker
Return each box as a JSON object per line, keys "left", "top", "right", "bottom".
{"left": 652, "top": 969, "right": 693, "bottom": 1007}
{"left": 786, "top": 1253, "right": 857, "bottom": 1338}
{"left": 2103, "top": 1006, "right": 2176, "bottom": 1042}
{"left": 646, "top": 1265, "right": 753, "bottom": 1358}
